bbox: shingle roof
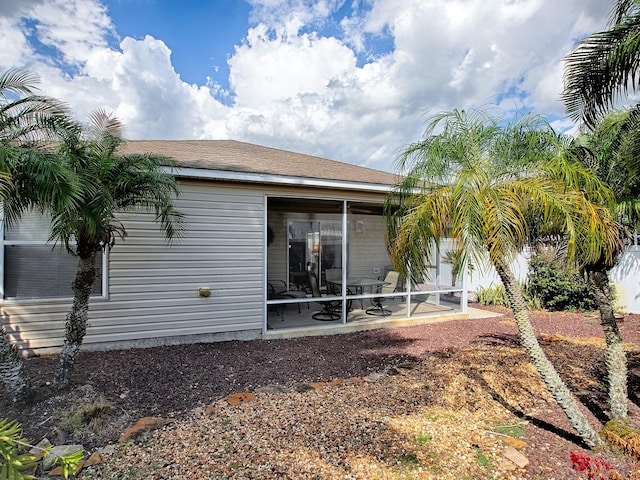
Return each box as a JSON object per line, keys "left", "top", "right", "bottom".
{"left": 119, "top": 140, "right": 399, "bottom": 186}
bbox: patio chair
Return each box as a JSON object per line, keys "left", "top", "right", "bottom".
{"left": 268, "top": 280, "right": 308, "bottom": 320}
{"left": 308, "top": 270, "right": 341, "bottom": 321}
{"left": 366, "top": 270, "right": 400, "bottom": 316}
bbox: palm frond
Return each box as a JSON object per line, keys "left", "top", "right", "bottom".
{"left": 563, "top": 3, "right": 640, "bottom": 127}
{"left": 387, "top": 108, "right": 620, "bottom": 285}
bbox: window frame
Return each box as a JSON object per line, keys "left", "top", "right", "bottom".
{"left": 0, "top": 211, "right": 109, "bottom": 303}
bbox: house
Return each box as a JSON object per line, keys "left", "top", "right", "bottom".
{"left": 1, "top": 140, "right": 469, "bottom": 355}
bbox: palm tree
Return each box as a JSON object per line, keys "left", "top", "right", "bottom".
{"left": 386, "top": 109, "right": 619, "bottom": 448}
{"left": 572, "top": 109, "right": 640, "bottom": 421}
{"left": 0, "top": 69, "right": 75, "bottom": 402}
{"left": 42, "top": 111, "right": 185, "bottom": 389}
{"left": 562, "top": 0, "right": 640, "bottom": 128}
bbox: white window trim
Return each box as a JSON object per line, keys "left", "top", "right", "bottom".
{"left": 0, "top": 211, "right": 109, "bottom": 303}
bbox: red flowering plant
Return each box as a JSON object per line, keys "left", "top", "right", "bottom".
{"left": 570, "top": 452, "right": 616, "bottom": 480}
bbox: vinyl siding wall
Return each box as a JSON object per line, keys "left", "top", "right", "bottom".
{"left": 2, "top": 180, "right": 265, "bottom": 353}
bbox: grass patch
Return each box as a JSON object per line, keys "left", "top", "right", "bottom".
{"left": 416, "top": 433, "right": 432, "bottom": 445}
{"left": 59, "top": 400, "right": 114, "bottom": 435}
{"left": 397, "top": 452, "right": 419, "bottom": 466}
{"left": 472, "top": 445, "right": 492, "bottom": 468}
{"left": 493, "top": 422, "right": 526, "bottom": 438}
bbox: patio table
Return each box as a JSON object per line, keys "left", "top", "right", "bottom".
{"left": 328, "top": 277, "right": 390, "bottom": 311}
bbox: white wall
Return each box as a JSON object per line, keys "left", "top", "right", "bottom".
{"left": 609, "top": 246, "right": 640, "bottom": 314}
{"left": 464, "top": 247, "right": 640, "bottom": 314}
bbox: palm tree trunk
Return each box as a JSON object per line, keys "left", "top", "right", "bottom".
{"left": 587, "top": 268, "right": 628, "bottom": 421}
{"left": 493, "top": 258, "right": 602, "bottom": 448}
{"left": 0, "top": 324, "right": 32, "bottom": 402}
{"left": 54, "top": 252, "right": 96, "bottom": 389}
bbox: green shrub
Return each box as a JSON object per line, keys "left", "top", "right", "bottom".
{"left": 525, "top": 256, "right": 596, "bottom": 312}
{"left": 0, "top": 418, "right": 38, "bottom": 480}
{"left": 0, "top": 418, "right": 84, "bottom": 479}
{"left": 476, "top": 284, "right": 509, "bottom": 307}
{"left": 475, "top": 283, "right": 542, "bottom": 310}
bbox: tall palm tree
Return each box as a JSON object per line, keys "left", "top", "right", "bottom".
{"left": 386, "top": 109, "right": 619, "bottom": 448}
{"left": 573, "top": 109, "right": 640, "bottom": 421}
{"left": 0, "top": 69, "right": 75, "bottom": 402}
{"left": 562, "top": 0, "right": 640, "bottom": 128}
{"left": 42, "top": 111, "right": 185, "bottom": 388}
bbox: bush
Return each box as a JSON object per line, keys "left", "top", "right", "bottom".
{"left": 475, "top": 283, "right": 542, "bottom": 310}
{"left": 526, "top": 256, "right": 596, "bottom": 312}
{"left": 476, "top": 284, "right": 509, "bottom": 307}
{"left": 0, "top": 418, "right": 84, "bottom": 479}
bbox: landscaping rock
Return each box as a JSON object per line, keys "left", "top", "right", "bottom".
{"left": 29, "top": 437, "right": 52, "bottom": 461}
{"left": 363, "top": 372, "right": 385, "bottom": 383}
{"left": 41, "top": 444, "right": 84, "bottom": 471}
{"left": 255, "top": 384, "right": 290, "bottom": 394}
{"left": 97, "top": 444, "right": 116, "bottom": 456}
{"left": 503, "top": 436, "right": 528, "bottom": 450}
{"left": 292, "top": 382, "right": 314, "bottom": 393}
{"left": 385, "top": 366, "right": 401, "bottom": 375}
{"left": 118, "top": 417, "right": 174, "bottom": 443}
{"left": 344, "top": 377, "right": 364, "bottom": 385}
{"left": 226, "top": 392, "right": 256, "bottom": 406}
{"left": 84, "top": 451, "right": 103, "bottom": 467}
{"left": 502, "top": 446, "right": 529, "bottom": 468}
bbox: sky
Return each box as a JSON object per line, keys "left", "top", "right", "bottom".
{"left": 0, "top": 0, "right": 612, "bottom": 173}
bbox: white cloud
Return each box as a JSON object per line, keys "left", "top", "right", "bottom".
{"left": 0, "top": 0, "right": 617, "bottom": 172}
{"left": 24, "top": 0, "right": 114, "bottom": 65}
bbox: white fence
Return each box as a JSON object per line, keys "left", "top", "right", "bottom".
{"left": 464, "top": 247, "right": 640, "bottom": 314}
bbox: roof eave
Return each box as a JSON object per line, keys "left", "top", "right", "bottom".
{"left": 168, "top": 166, "right": 395, "bottom": 193}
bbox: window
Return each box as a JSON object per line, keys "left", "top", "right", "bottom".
{"left": 1, "top": 212, "right": 106, "bottom": 300}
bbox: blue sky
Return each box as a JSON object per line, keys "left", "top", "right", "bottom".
{"left": 0, "top": 0, "right": 611, "bottom": 172}
{"left": 105, "top": 0, "right": 252, "bottom": 93}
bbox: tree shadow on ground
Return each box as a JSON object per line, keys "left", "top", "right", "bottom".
{"left": 470, "top": 333, "right": 610, "bottom": 448}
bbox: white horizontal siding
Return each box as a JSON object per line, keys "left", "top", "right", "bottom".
{"left": 2, "top": 181, "right": 266, "bottom": 351}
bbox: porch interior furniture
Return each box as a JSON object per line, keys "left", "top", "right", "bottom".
{"left": 324, "top": 268, "right": 342, "bottom": 285}
{"left": 324, "top": 268, "right": 344, "bottom": 297}
{"left": 308, "top": 270, "right": 341, "bottom": 321}
{"left": 268, "top": 280, "right": 308, "bottom": 320}
{"left": 366, "top": 270, "right": 400, "bottom": 316}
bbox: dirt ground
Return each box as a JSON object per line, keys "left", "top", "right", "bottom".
{"left": 2, "top": 305, "right": 640, "bottom": 479}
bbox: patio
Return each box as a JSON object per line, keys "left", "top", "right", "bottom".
{"left": 266, "top": 196, "right": 468, "bottom": 334}
{"left": 266, "top": 283, "right": 469, "bottom": 336}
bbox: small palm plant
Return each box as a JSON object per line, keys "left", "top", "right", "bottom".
{"left": 386, "top": 109, "right": 619, "bottom": 448}
{"left": 0, "top": 69, "right": 75, "bottom": 402}
{"left": 44, "top": 111, "right": 185, "bottom": 388}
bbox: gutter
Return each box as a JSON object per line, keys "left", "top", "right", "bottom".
{"left": 166, "top": 166, "right": 395, "bottom": 194}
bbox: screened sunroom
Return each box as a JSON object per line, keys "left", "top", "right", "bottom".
{"left": 265, "top": 196, "right": 468, "bottom": 332}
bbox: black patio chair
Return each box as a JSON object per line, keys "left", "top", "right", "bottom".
{"left": 308, "top": 270, "right": 341, "bottom": 321}
{"left": 268, "top": 280, "right": 308, "bottom": 320}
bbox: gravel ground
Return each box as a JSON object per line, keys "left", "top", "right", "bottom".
{"left": 2, "top": 306, "right": 640, "bottom": 479}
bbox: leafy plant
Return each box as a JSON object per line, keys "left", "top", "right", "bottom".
{"left": 0, "top": 419, "right": 38, "bottom": 480}
{"left": 601, "top": 420, "right": 640, "bottom": 460}
{"left": 416, "top": 433, "right": 432, "bottom": 445}
{"left": 570, "top": 452, "right": 615, "bottom": 480}
{"left": 476, "top": 282, "right": 543, "bottom": 310}
{"left": 526, "top": 255, "right": 596, "bottom": 312}
{"left": 476, "top": 284, "right": 510, "bottom": 307}
{"left": 0, "top": 418, "right": 84, "bottom": 479}
{"left": 442, "top": 249, "right": 474, "bottom": 286}
{"left": 54, "top": 450, "right": 85, "bottom": 479}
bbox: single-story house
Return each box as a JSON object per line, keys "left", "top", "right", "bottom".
{"left": 1, "top": 140, "right": 468, "bottom": 355}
